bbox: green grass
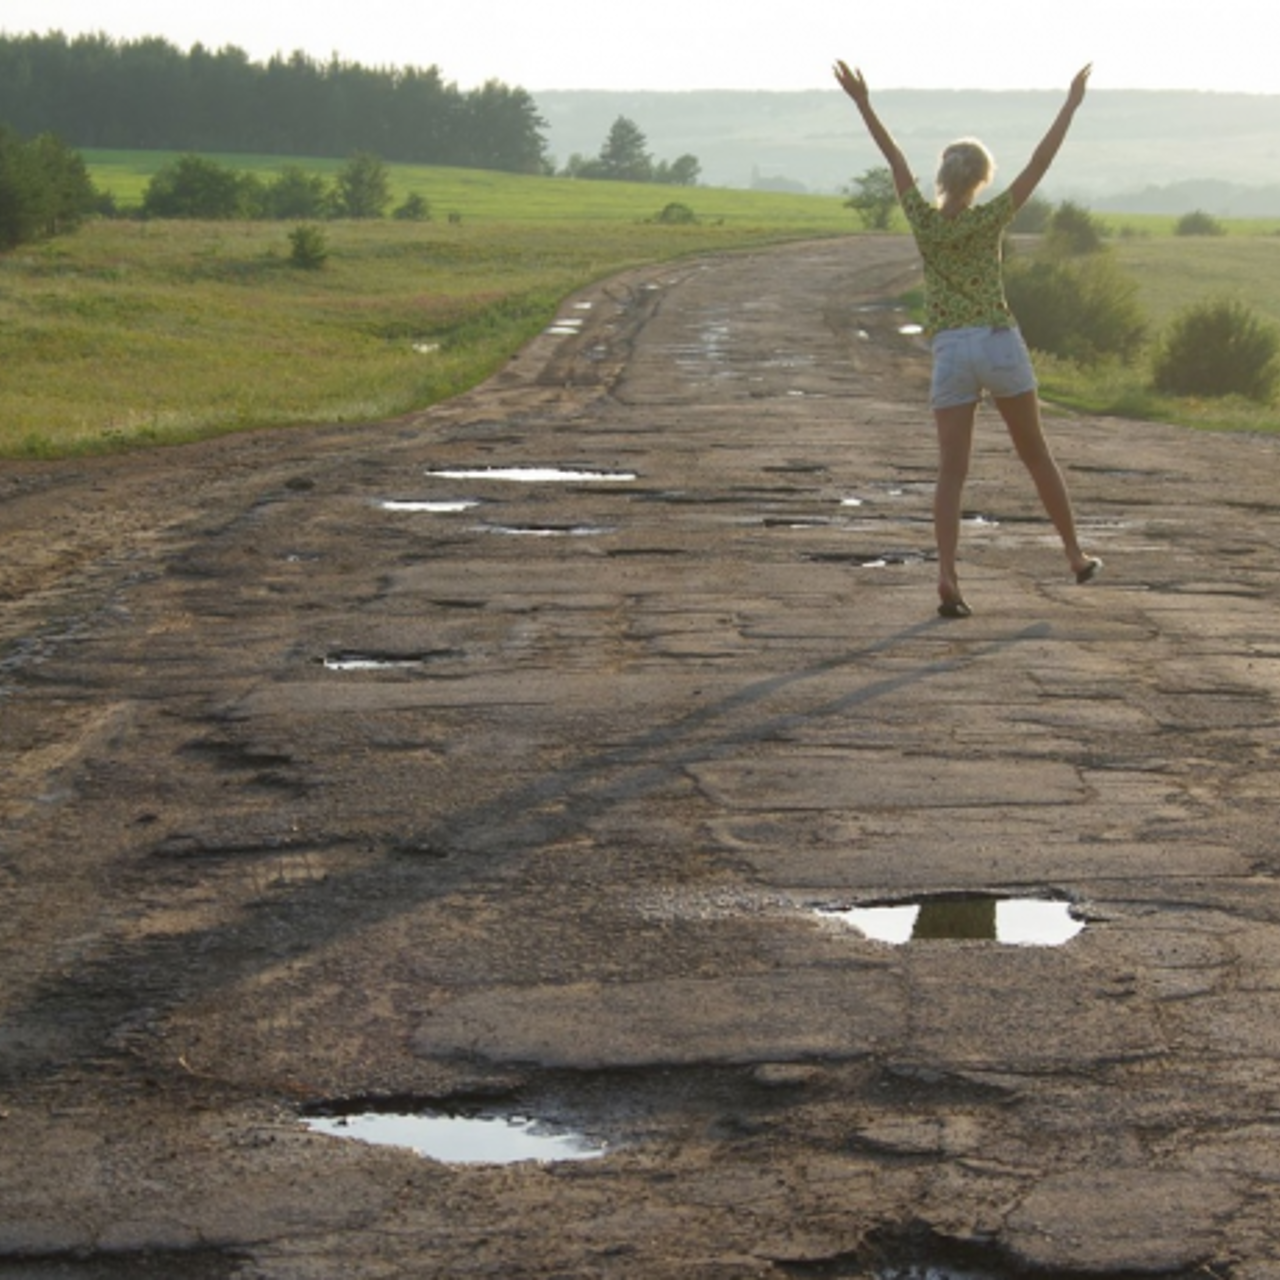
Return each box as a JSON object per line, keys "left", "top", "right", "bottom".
{"left": 83, "top": 149, "right": 852, "bottom": 230}
{"left": 2, "top": 156, "right": 856, "bottom": 458}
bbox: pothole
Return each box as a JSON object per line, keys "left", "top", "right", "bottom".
{"left": 804, "top": 550, "right": 931, "bottom": 567}
{"left": 775, "top": 1225, "right": 1019, "bottom": 1280}
{"left": 426, "top": 466, "right": 637, "bottom": 483}
{"left": 321, "top": 649, "right": 461, "bottom": 671}
{"left": 379, "top": 499, "right": 480, "bottom": 513}
{"left": 304, "top": 1103, "right": 609, "bottom": 1165}
{"left": 817, "top": 894, "right": 1085, "bottom": 946}
{"left": 481, "top": 523, "right": 615, "bottom": 538}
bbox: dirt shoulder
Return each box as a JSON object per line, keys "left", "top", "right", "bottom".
{"left": 4, "top": 237, "right": 1280, "bottom": 1278}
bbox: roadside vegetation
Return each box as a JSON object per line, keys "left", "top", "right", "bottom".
{"left": 1007, "top": 204, "right": 1280, "bottom": 431}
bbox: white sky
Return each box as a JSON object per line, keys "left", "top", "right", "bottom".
{"left": 3, "top": 0, "right": 1277, "bottom": 94}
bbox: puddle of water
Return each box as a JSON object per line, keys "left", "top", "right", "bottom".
{"left": 426, "top": 467, "right": 637, "bottom": 483}
{"left": 805, "top": 550, "right": 929, "bottom": 567}
{"left": 305, "top": 1109, "right": 607, "bottom": 1165}
{"left": 819, "top": 895, "right": 1084, "bottom": 946}
{"left": 379, "top": 499, "right": 480, "bottom": 513}
{"left": 322, "top": 650, "right": 458, "bottom": 671}
{"left": 482, "top": 524, "right": 614, "bottom": 538}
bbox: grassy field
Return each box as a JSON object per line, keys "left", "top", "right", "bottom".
{"left": 83, "top": 149, "right": 853, "bottom": 230}
{"left": 3, "top": 152, "right": 1278, "bottom": 459}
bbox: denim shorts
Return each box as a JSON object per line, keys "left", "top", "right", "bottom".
{"left": 930, "top": 325, "right": 1037, "bottom": 410}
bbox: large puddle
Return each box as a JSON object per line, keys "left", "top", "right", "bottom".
{"left": 305, "top": 1106, "right": 608, "bottom": 1165}
{"left": 819, "top": 895, "right": 1084, "bottom": 946}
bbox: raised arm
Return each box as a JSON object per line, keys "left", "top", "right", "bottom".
{"left": 1008, "top": 65, "right": 1092, "bottom": 210}
{"left": 833, "top": 61, "right": 915, "bottom": 196}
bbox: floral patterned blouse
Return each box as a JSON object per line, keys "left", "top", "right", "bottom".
{"left": 900, "top": 185, "right": 1018, "bottom": 335}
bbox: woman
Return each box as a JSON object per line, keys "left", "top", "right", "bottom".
{"left": 834, "top": 60, "right": 1101, "bottom": 618}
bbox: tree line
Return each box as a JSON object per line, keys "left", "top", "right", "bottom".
{"left": 0, "top": 32, "right": 548, "bottom": 172}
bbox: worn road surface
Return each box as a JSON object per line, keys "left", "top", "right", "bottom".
{"left": 4, "top": 236, "right": 1280, "bottom": 1278}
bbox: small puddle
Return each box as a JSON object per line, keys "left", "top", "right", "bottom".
{"left": 805, "top": 550, "right": 929, "bottom": 567}
{"left": 379, "top": 499, "right": 480, "bottom": 513}
{"left": 482, "top": 524, "right": 614, "bottom": 538}
{"left": 305, "top": 1107, "right": 608, "bottom": 1165}
{"left": 426, "top": 467, "right": 637, "bottom": 483}
{"left": 322, "top": 650, "right": 459, "bottom": 671}
{"left": 818, "top": 895, "right": 1084, "bottom": 946}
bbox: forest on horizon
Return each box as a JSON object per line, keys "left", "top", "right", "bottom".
{"left": 6, "top": 30, "right": 1280, "bottom": 213}
{"left": 0, "top": 31, "right": 549, "bottom": 173}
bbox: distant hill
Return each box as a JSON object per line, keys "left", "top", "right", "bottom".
{"left": 535, "top": 89, "right": 1280, "bottom": 214}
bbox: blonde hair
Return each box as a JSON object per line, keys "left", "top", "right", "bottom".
{"left": 936, "top": 139, "right": 995, "bottom": 204}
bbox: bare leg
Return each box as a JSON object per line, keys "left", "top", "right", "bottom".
{"left": 994, "top": 390, "right": 1098, "bottom": 580}
{"left": 933, "top": 401, "right": 977, "bottom": 610}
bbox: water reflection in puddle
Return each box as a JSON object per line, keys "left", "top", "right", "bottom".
{"left": 323, "top": 650, "right": 457, "bottom": 671}
{"left": 379, "top": 499, "right": 480, "bottom": 513}
{"left": 483, "top": 524, "right": 614, "bottom": 538}
{"left": 819, "top": 896, "right": 1084, "bottom": 946}
{"left": 306, "top": 1109, "right": 607, "bottom": 1165}
{"left": 427, "top": 467, "right": 637, "bottom": 483}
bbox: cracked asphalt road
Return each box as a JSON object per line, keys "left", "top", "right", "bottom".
{"left": 4, "top": 236, "right": 1280, "bottom": 1278}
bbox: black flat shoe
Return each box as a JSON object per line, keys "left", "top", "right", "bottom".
{"left": 937, "top": 599, "right": 972, "bottom": 619}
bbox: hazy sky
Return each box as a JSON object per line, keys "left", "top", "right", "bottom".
{"left": 3, "top": 0, "right": 1276, "bottom": 94}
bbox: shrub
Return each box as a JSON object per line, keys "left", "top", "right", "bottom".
{"left": 266, "top": 165, "right": 331, "bottom": 220}
{"left": 331, "top": 152, "right": 391, "bottom": 219}
{"left": 1043, "top": 200, "right": 1106, "bottom": 255}
{"left": 1011, "top": 194, "right": 1052, "bottom": 234}
{"left": 1152, "top": 298, "right": 1279, "bottom": 401}
{"left": 1175, "top": 209, "right": 1226, "bottom": 237}
{"left": 143, "top": 154, "right": 250, "bottom": 219}
{"left": 1005, "top": 250, "right": 1146, "bottom": 365}
{"left": 393, "top": 193, "right": 431, "bottom": 221}
{"left": 654, "top": 201, "right": 697, "bottom": 225}
{"left": 843, "top": 165, "right": 898, "bottom": 231}
{"left": 288, "top": 223, "right": 328, "bottom": 269}
{"left": 0, "top": 125, "right": 99, "bottom": 246}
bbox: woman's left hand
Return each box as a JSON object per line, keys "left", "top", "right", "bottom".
{"left": 833, "top": 60, "right": 870, "bottom": 107}
{"left": 1068, "top": 63, "right": 1092, "bottom": 109}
